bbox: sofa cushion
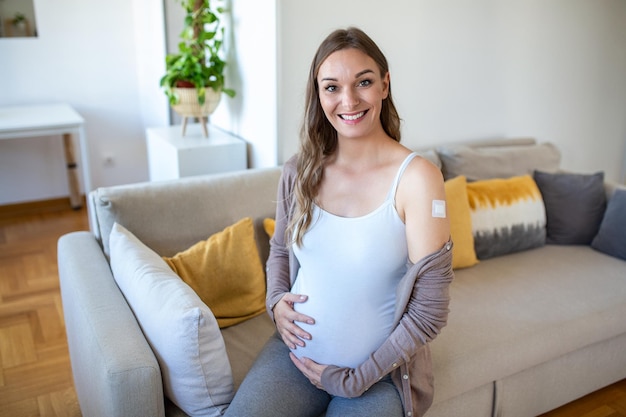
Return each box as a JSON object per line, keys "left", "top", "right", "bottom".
{"left": 592, "top": 188, "right": 626, "bottom": 260}
{"left": 163, "top": 217, "right": 266, "bottom": 328}
{"left": 444, "top": 176, "right": 479, "bottom": 269}
{"left": 466, "top": 175, "right": 546, "bottom": 259}
{"left": 430, "top": 245, "right": 626, "bottom": 404}
{"left": 221, "top": 313, "right": 276, "bottom": 390}
{"left": 533, "top": 171, "right": 606, "bottom": 244}
{"left": 91, "top": 167, "right": 282, "bottom": 259}
{"left": 437, "top": 142, "right": 561, "bottom": 181}
{"left": 109, "top": 223, "right": 234, "bottom": 417}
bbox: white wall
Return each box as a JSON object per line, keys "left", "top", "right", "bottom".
{"left": 0, "top": 0, "right": 156, "bottom": 205}
{"left": 0, "top": 0, "right": 274, "bottom": 205}
{"left": 163, "top": 0, "right": 278, "bottom": 168}
{"left": 162, "top": 0, "right": 277, "bottom": 168}
{"left": 497, "top": 0, "right": 626, "bottom": 179}
{"left": 277, "top": 0, "right": 626, "bottom": 182}
{"left": 132, "top": 0, "right": 169, "bottom": 131}
{"left": 208, "top": 0, "right": 278, "bottom": 168}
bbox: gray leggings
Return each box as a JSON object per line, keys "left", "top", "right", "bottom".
{"left": 223, "top": 333, "right": 404, "bottom": 417}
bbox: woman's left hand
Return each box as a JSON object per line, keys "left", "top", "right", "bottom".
{"left": 290, "top": 352, "right": 329, "bottom": 391}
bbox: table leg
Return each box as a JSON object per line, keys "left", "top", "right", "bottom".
{"left": 200, "top": 117, "right": 208, "bottom": 137}
{"left": 181, "top": 117, "right": 188, "bottom": 136}
{"left": 62, "top": 133, "right": 83, "bottom": 209}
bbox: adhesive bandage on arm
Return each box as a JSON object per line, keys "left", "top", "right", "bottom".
{"left": 432, "top": 200, "right": 446, "bottom": 218}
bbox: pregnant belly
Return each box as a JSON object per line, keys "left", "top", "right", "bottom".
{"left": 290, "top": 290, "right": 395, "bottom": 368}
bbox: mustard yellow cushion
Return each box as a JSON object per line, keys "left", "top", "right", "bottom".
{"left": 163, "top": 217, "right": 266, "bottom": 328}
{"left": 263, "top": 218, "right": 275, "bottom": 238}
{"left": 445, "top": 175, "right": 479, "bottom": 269}
{"left": 466, "top": 175, "right": 546, "bottom": 259}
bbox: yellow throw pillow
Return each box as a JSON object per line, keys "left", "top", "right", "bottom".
{"left": 445, "top": 175, "right": 479, "bottom": 269}
{"left": 163, "top": 217, "right": 266, "bottom": 328}
{"left": 263, "top": 218, "right": 275, "bottom": 238}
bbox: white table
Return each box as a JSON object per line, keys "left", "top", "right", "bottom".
{"left": 0, "top": 103, "right": 89, "bottom": 209}
{"left": 146, "top": 123, "right": 247, "bottom": 181}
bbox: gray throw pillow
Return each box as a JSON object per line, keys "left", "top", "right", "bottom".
{"left": 591, "top": 188, "right": 626, "bottom": 260}
{"left": 437, "top": 142, "right": 561, "bottom": 181}
{"left": 533, "top": 171, "right": 606, "bottom": 244}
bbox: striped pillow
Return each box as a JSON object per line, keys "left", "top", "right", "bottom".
{"left": 467, "top": 175, "right": 546, "bottom": 259}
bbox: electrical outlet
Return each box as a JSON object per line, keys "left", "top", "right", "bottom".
{"left": 103, "top": 154, "right": 115, "bottom": 167}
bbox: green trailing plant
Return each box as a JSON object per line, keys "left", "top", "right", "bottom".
{"left": 160, "top": 0, "right": 235, "bottom": 105}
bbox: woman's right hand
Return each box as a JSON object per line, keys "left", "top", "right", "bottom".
{"left": 273, "top": 293, "right": 315, "bottom": 350}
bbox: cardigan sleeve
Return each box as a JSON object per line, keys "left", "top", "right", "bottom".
{"left": 265, "top": 157, "right": 298, "bottom": 322}
{"left": 320, "top": 241, "right": 454, "bottom": 397}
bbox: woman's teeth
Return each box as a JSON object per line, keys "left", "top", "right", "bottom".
{"left": 340, "top": 111, "right": 365, "bottom": 121}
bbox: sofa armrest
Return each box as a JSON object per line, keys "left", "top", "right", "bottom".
{"left": 58, "top": 231, "right": 166, "bottom": 417}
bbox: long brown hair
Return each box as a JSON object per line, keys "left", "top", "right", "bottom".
{"left": 289, "top": 27, "right": 402, "bottom": 246}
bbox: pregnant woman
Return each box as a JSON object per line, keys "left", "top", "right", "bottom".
{"left": 224, "top": 27, "right": 454, "bottom": 417}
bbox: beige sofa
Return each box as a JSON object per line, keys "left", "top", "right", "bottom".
{"left": 58, "top": 138, "right": 626, "bottom": 417}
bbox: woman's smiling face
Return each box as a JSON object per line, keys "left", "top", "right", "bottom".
{"left": 317, "top": 48, "right": 390, "bottom": 141}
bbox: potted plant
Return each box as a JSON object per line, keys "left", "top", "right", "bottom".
{"left": 160, "top": 0, "right": 235, "bottom": 137}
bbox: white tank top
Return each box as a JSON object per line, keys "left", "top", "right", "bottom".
{"left": 291, "top": 153, "right": 417, "bottom": 368}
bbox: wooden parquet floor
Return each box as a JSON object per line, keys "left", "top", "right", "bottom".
{"left": 0, "top": 203, "right": 624, "bottom": 417}
{"left": 0, "top": 206, "right": 88, "bottom": 417}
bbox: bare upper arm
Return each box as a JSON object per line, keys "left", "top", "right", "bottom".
{"left": 396, "top": 156, "right": 450, "bottom": 263}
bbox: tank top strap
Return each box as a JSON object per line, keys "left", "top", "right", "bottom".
{"left": 387, "top": 152, "right": 419, "bottom": 200}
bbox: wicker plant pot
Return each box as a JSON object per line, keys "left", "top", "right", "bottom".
{"left": 171, "top": 87, "right": 222, "bottom": 137}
